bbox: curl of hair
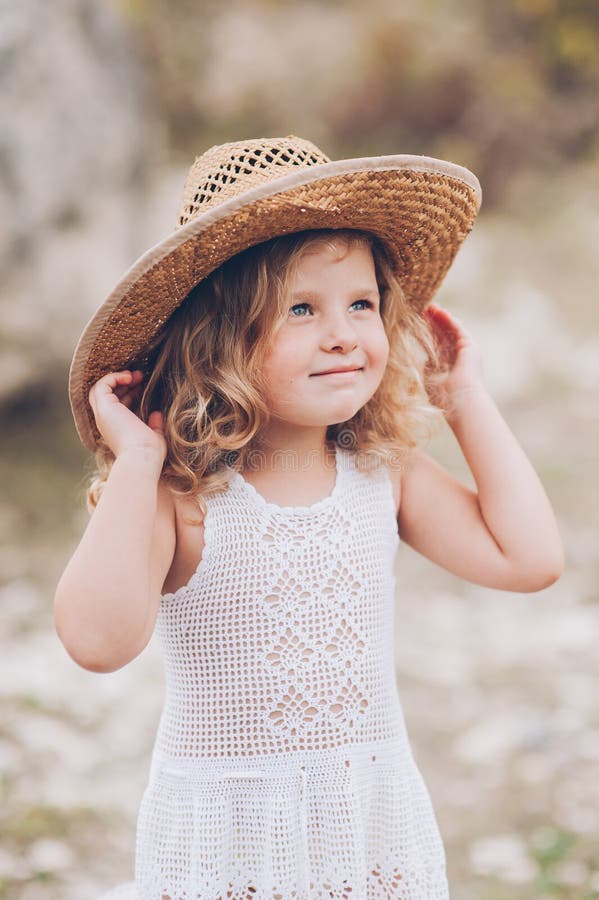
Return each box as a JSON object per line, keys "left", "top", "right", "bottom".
{"left": 86, "top": 229, "right": 450, "bottom": 521}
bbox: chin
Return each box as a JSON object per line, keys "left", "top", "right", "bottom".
{"left": 325, "top": 408, "right": 364, "bottom": 426}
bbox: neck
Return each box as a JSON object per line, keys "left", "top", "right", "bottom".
{"left": 251, "top": 422, "right": 333, "bottom": 474}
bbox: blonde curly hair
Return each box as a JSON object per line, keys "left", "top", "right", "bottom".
{"left": 86, "top": 229, "right": 448, "bottom": 520}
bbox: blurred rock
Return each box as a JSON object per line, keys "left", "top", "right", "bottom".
{"left": 0, "top": 0, "right": 161, "bottom": 403}
{"left": 553, "top": 858, "right": 590, "bottom": 888}
{"left": 468, "top": 833, "right": 538, "bottom": 883}
{"left": 27, "top": 837, "right": 76, "bottom": 872}
{"left": 0, "top": 847, "right": 30, "bottom": 879}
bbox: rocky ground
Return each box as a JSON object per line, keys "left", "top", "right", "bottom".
{"left": 1, "top": 183, "right": 598, "bottom": 899}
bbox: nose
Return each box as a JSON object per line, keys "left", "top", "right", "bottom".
{"left": 321, "top": 310, "right": 359, "bottom": 353}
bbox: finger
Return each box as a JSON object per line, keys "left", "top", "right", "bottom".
{"left": 120, "top": 383, "right": 145, "bottom": 408}
{"left": 147, "top": 410, "right": 164, "bottom": 433}
{"left": 94, "top": 370, "right": 134, "bottom": 395}
{"left": 426, "top": 326, "right": 457, "bottom": 370}
{"left": 423, "top": 305, "right": 451, "bottom": 332}
{"left": 112, "top": 370, "right": 144, "bottom": 396}
{"left": 426, "top": 309, "right": 466, "bottom": 344}
{"left": 426, "top": 313, "right": 453, "bottom": 344}
{"left": 423, "top": 302, "right": 444, "bottom": 316}
{"left": 114, "top": 372, "right": 144, "bottom": 397}
{"left": 425, "top": 303, "right": 459, "bottom": 322}
{"left": 89, "top": 370, "right": 137, "bottom": 412}
{"left": 438, "top": 307, "right": 465, "bottom": 330}
{"left": 98, "top": 374, "right": 145, "bottom": 413}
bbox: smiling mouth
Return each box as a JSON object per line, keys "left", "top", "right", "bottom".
{"left": 312, "top": 367, "right": 363, "bottom": 376}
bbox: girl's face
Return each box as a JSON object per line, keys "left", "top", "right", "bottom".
{"left": 261, "top": 239, "right": 390, "bottom": 433}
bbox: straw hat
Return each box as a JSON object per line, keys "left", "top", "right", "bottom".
{"left": 69, "top": 134, "right": 482, "bottom": 451}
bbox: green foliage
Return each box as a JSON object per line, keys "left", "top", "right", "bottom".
{"left": 528, "top": 826, "right": 599, "bottom": 898}
{"left": 485, "top": 0, "right": 599, "bottom": 85}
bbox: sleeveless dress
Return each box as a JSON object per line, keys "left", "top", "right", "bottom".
{"left": 97, "top": 445, "right": 449, "bottom": 899}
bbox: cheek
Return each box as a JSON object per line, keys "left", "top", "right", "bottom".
{"left": 371, "top": 324, "right": 390, "bottom": 368}
{"left": 262, "top": 343, "right": 302, "bottom": 396}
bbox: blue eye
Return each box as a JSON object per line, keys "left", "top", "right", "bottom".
{"left": 288, "top": 299, "right": 375, "bottom": 317}
{"left": 289, "top": 303, "right": 310, "bottom": 317}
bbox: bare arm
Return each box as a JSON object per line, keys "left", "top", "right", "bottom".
{"left": 54, "top": 452, "right": 175, "bottom": 672}
{"left": 448, "top": 385, "right": 563, "bottom": 575}
{"left": 54, "top": 369, "right": 175, "bottom": 672}
{"left": 397, "top": 304, "right": 564, "bottom": 592}
{"left": 398, "top": 392, "right": 564, "bottom": 591}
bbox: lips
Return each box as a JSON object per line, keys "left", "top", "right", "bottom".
{"left": 312, "top": 366, "right": 363, "bottom": 376}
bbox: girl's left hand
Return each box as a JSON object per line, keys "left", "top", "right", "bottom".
{"left": 422, "top": 303, "right": 485, "bottom": 405}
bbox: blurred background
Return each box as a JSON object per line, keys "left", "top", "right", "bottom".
{"left": 1, "top": 0, "right": 598, "bottom": 897}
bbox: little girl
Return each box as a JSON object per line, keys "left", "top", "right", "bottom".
{"left": 55, "top": 136, "right": 563, "bottom": 900}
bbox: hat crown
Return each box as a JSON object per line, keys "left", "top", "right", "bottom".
{"left": 176, "top": 135, "right": 330, "bottom": 228}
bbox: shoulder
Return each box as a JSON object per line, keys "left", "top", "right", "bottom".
{"left": 157, "top": 477, "right": 176, "bottom": 522}
{"left": 155, "top": 479, "right": 208, "bottom": 597}
{"left": 397, "top": 446, "right": 451, "bottom": 513}
{"left": 378, "top": 446, "right": 413, "bottom": 517}
{"left": 386, "top": 457, "right": 402, "bottom": 516}
{"left": 391, "top": 445, "right": 455, "bottom": 524}
{"left": 154, "top": 478, "right": 177, "bottom": 557}
{"left": 157, "top": 478, "right": 205, "bottom": 531}
{"left": 394, "top": 446, "right": 452, "bottom": 546}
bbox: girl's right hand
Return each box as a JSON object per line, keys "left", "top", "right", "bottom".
{"left": 88, "top": 370, "right": 167, "bottom": 465}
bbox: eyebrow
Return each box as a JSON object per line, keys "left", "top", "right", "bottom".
{"left": 290, "top": 288, "right": 380, "bottom": 300}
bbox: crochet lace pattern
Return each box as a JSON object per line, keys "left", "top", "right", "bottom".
{"left": 96, "top": 446, "right": 448, "bottom": 899}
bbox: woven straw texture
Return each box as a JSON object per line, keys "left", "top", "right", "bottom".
{"left": 69, "top": 136, "right": 481, "bottom": 450}
{"left": 177, "top": 136, "right": 330, "bottom": 226}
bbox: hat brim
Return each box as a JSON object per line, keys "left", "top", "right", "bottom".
{"left": 69, "top": 154, "right": 482, "bottom": 451}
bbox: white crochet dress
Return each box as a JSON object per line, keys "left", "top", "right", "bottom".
{"left": 97, "top": 445, "right": 449, "bottom": 899}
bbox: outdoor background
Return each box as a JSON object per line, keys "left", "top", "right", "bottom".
{"left": 1, "top": 0, "right": 598, "bottom": 897}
